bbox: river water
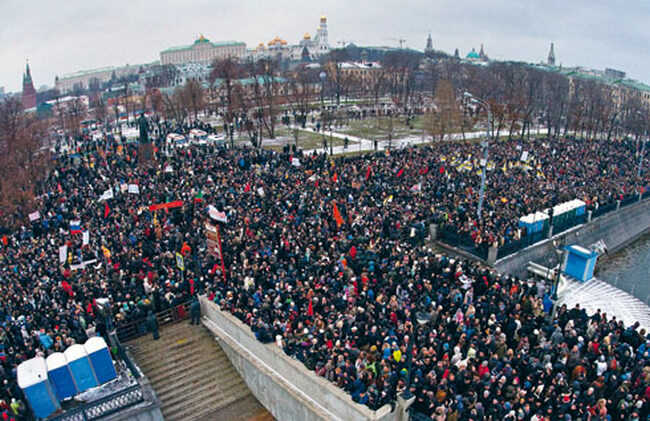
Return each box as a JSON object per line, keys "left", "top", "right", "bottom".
{"left": 595, "top": 233, "right": 650, "bottom": 306}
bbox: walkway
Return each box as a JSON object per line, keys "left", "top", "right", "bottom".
{"left": 293, "top": 125, "right": 549, "bottom": 155}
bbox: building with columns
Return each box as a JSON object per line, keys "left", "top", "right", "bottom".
{"left": 160, "top": 35, "right": 246, "bottom": 66}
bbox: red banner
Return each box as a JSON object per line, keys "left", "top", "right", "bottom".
{"left": 149, "top": 200, "right": 184, "bottom": 212}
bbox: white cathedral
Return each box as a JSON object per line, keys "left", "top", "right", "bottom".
{"left": 250, "top": 15, "right": 330, "bottom": 61}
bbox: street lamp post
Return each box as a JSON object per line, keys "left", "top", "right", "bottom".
{"left": 464, "top": 92, "right": 492, "bottom": 221}
{"left": 638, "top": 130, "right": 647, "bottom": 178}
{"left": 320, "top": 71, "right": 327, "bottom": 155}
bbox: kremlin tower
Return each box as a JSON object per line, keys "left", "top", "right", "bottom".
{"left": 22, "top": 60, "right": 37, "bottom": 110}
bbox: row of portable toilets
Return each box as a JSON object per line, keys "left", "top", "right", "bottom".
{"left": 16, "top": 336, "right": 118, "bottom": 419}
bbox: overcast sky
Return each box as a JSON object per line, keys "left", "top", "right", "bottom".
{"left": 1, "top": 0, "right": 649, "bottom": 92}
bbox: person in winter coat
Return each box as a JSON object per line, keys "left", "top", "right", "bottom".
{"left": 190, "top": 297, "right": 201, "bottom": 325}
{"left": 146, "top": 311, "right": 159, "bottom": 340}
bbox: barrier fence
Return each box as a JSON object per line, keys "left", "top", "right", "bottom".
{"left": 437, "top": 224, "right": 489, "bottom": 260}
{"left": 116, "top": 300, "right": 193, "bottom": 342}
{"left": 50, "top": 385, "right": 145, "bottom": 421}
{"left": 437, "top": 194, "right": 646, "bottom": 262}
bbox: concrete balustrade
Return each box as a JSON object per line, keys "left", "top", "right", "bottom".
{"left": 201, "top": 298, "right": 408, "bottom": 421}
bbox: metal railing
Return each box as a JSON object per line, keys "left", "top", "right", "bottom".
{"left": 497, "top": 226, "right": 550, "bottom": 260}
{"left": 116, "top": 300, "right": 193, "bottom": 342}
{"left": 49, "top": 385, "right": 144, "bottom": 421}
{"left": 496, "top": 194, "right": 648, "bottom": 260}
{"left": 438, "top": 224, "right": 489, "bottom": 260}
{"left": 592, "top": 201, "right": 618, "bottom": 218}
{"left": 620, "top": 194, "right": 639, "bottom": 208}
{"left": 551, "top": 213, "right": 587, "bottom": 236}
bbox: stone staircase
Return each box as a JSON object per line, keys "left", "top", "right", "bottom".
{"left": 559, "top": 277, "right": 650, "bottom": 331}
{"left": 127, "top": 321, "right": 273, "bottom": 421}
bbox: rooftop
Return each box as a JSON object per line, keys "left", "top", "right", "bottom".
{"left": 161, "top": 38, "right": 246, "bottom": 54}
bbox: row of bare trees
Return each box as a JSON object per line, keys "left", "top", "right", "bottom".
{"left": 0, "top": 97, "right": 50, "bottom": 226}
{"left": 421, "top": 58, "right": 649, "bottom": 143}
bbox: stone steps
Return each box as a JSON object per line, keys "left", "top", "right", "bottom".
{"left": 164, "top": 380, "right": 250, "bottom": 421}
{"left": 130, "top": 335, "right": 216, "bottom": 372}
{"left": 127, "top": 321, "right": 273, "bottom": 421}
{"left": 144, "top": 347, "right": 229, "bottom": 383}
{"left": 560, "top": 278, "right": 650, "bottom": 331}
{"left": 156, "top": 361, "right": 240, "bottom": 401}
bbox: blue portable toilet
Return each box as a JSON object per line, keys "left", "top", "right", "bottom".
{"left": 17, "top": 357, "right": 60, "bottom": 419}
{"left": 85, "top": 337, "right": 117, "bottom": 384}
{"left": 46, "top": 352, "right": 78, "bottom": 400}
{"left": 563, "top": 244, "right": 599, "bottom": 282}
{"left": 64, "top": 344, "right": 99, "bottom": 392}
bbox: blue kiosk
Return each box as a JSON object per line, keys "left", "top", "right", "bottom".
{"left": 17, "top": 357, "right": 60, "bottom": 419}
{"left": 46, "top": 353, "right": 78, "bottom": 401}
{"left": 563, "top": 244, "right": 599, "bottom": 282}
{"left": 64, "top": 344, "right": 99, "bottom": 393}
{"left": 84, "top": 337, "right": 117, "bottom": 384}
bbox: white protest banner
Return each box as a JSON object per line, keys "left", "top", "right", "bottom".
{"left": 82, "top": 231, "right": 90, "bottom": 246}
{"left": 28, "top": 211, "right": 40, "bottom": 222}
{"left": 207, "top": 205, "right": 228, "bottom": 223}
{"left": 164, "top": 165, "right": 174, "bottom": 173}
{"left": 128, "top": 184, "right": 140, "bottom": 194}
{"left": 120, "top": 183, "right": 128, "bottom": 193}
{"left": 257, "top": 187, "right": 265, "bottom": 197}
{"left": 520, "top": 151, "right": 529, "bottom": 162}
{"left": 59, "top": 245, "right": 68, "bottom": 264}
{"left": 291, "top": 157, "right": 301, "bottom": 167}
{"left": 98, "top": 188, "right": 114, "bottom": 202}
{"left": 70, "top": 259, "right": 98, "bottom": 271}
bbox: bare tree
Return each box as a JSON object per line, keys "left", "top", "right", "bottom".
{"left": 249, "top": 58, "right": 282, "bottom": 141}
{"left": 210, "top": 57, "right": 243, "bottom": 119}
{"left": 0, "top": 98, "right": 51, "bottom": 226}
{"left": 427, "top": 79, "right": 462, "bottom": 142}
{"left": 183, "top": 79, "right": 205, "bottom": 121}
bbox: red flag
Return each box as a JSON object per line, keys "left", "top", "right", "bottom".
{"left": 244, "top": 183, "right": 251, "bottom": 192}
{"left": 332, "top": 173, "right": 338, "bottom": 183}
{"left": 365, "top": 166, "right": 372, "bottom": 181}
{"left": 1, "top": 236, "right": 6, "bottom": 246}
{"left": 396, "top": 168, "right": 404, "bottom": 177}
{"left": 104, "top": 202, "right": 110, "bottom": 218}
{"left": 420, "top": 166, "right": 429, "bottom": 175}
{"left": 148, "top": 200, "right": 184, "bottom": 212}
{"left": 57, "top": 183, "right": 63, "bottom": 194}
{"left": 332, "top": 202, "right": 344, "bottom": 227}
{"left": 315, "top": 179, "right": 319, "bottom": 188}
{"left": 439, "top": 166, "right": 445, "bottom": 174}
{"left": 307, "top": 297, "right": 314, "bottom": 316}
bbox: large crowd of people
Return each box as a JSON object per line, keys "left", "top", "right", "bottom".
{"left": 0, "top": 121, "right": 648, "bottom": 420}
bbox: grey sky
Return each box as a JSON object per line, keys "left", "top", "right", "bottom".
{"left": 1, "top": 0, "right": 649, "bottom": 92}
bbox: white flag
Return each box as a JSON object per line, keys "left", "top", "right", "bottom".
{"left": 29, "top": 211, "right": 41, "bottom": 222}
{"left": 257, "top": 187, "right": 265, "bottom": 197}
{"left": 99, "top": 188, "right": 114, "bottom": 202}
{"left": 82, "top": 231, "right": 90, "bottom": 246}
{"left": 59, "top": 245, "right": 68, "bottom": 264}
{"left": 128, "top": 184, "right": 140, "bottom": 194}
{"left": 120, "top": 183, "right": 128, "bottom": 193}
{"left": 291, "top": 157, "right": 301, "bottom": 167}
{"left": 520, "top": 151, "right": 529, "bottom": 162}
